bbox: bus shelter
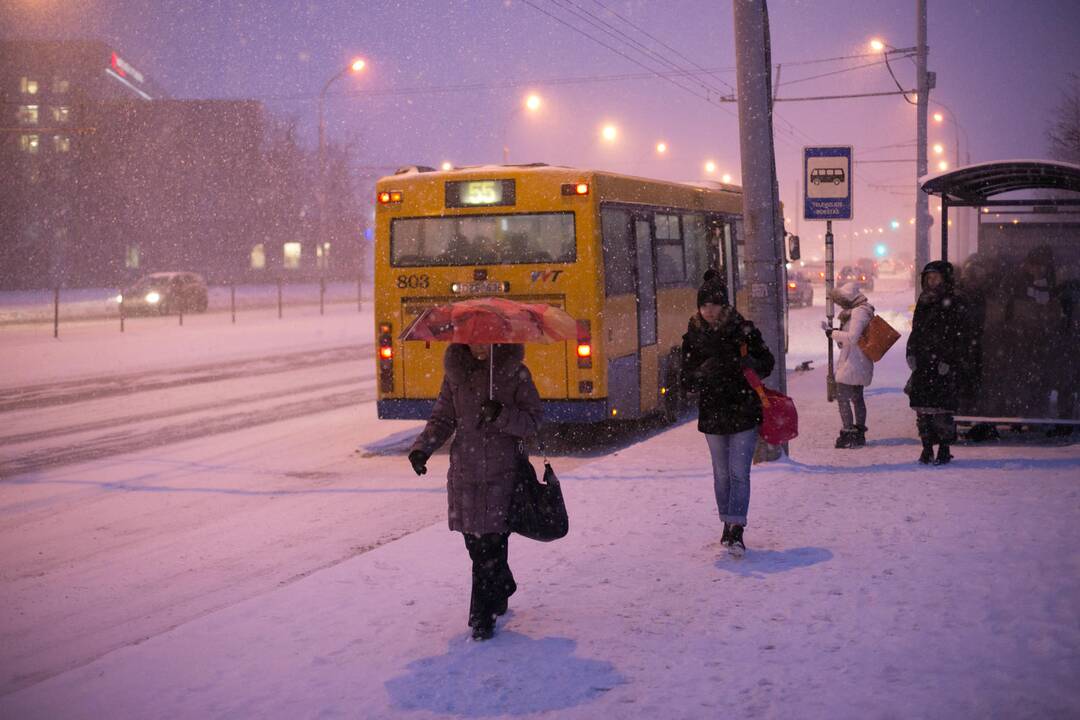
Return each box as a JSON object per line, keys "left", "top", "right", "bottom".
{"left": 920, "top": 160, "right": 1080, "bottom": 430}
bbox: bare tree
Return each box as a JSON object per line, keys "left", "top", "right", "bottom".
{"left": 1048, "top": 73, "right": 1080, "bottom": 164}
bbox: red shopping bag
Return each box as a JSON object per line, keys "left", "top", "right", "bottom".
{"left": 743, "top": 368, "right": 799, "bottom": 444}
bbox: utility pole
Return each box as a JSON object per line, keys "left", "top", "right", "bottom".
{"left": 914, "top": 0, "right": 931, "bottom": 299}
{"left": 733, "top": 0, "right": 786, "bottom": 395}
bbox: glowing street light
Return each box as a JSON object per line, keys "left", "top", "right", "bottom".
{"left": 721, "top": 173, "right": 732, "bottom": 184}
{"left": 656, "top": 141, "right": 667, "bottom": 154}
{"left": 601, "top": 124, "right": 618, "bottom": 143}
{"left": 890, "top": 220, "right": 900, "bottom": 230}
{"left": 933, "top": 112, "right": 944, "bottom": 123}
{"left": 938, "top": 160, "right": 949, "bottom": 171}
{"left": 318, "top": 55, "right": 368, "bottom": 276}
{"left": 869, "top": 38, "right": 886, "bottom": 52}
{"left": 704, "top": 160, "right": 717, "bottom": 174}
{"left": 503, "top": 92, "right": 544, "bottom": 163}
{"left": 933, "top": 143, "right": 944, "bottom": 155}
{"left": 441, "top": 161, "right": 453, "bottom": 171}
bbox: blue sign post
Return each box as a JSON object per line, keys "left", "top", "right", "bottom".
{"left": 804, "top": 146, "right": 853, "bottom": 221}
{"left": 803, "top": 145, "right": 853, "bottom": 403}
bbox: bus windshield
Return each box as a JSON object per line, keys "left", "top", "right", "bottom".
{"left": 391, "top": 212, "right": 576, "bottom": 267}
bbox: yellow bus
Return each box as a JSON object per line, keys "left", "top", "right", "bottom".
{"left": 374, "top": 163, "right": 745, "bottom": 423}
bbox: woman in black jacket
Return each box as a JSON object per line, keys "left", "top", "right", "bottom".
{"left": 680, "top": 269, "right": 775, "bottom": 556}
{"left": 907, "top": 260, "right": 974, "bottom": 465}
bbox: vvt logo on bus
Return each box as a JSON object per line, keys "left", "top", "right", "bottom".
{"left": 530, "top": 270, "right": 563, "bottom": 283}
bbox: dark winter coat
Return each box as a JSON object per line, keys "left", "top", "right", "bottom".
{"left": 680, "top": 310, "right": 775, "bottom": 435}
{"left": 410, "top": 344, "right": 543, "bottom": 535}
{"left": 906, "top": 261, "right": 976, "bottom": 412}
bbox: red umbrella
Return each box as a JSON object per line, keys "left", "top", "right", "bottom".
{"left": 399, "top": 297, "right": 576, "bottom": 397}
{"left": 400, "top": 296, "right": 576, "bottom": 345}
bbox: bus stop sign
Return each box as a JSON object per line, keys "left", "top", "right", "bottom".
{"left": 804, "top": 146, "right": 853, "bottom": 221}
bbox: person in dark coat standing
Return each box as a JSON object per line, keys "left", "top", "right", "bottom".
{"left": 407, "top": 343, "right": 542, "bottom": 640}
{"left": 906, "top": 260, "right": 975, "bottom": 465}
{"left": 680, "top": 269, "right": 775, "bottom": 556}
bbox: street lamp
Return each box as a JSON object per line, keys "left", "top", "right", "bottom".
{"left": 655, "top": 141, "right": 667, "bottom": 154}
{"left": 502, "top": 92, "right": 542, "bottom": 163}
{"left": 601, "top": 124, "right": 618, "bottom": 143}
{"left": 317, "top": 56, "right": 367, "bottom": 274}
{"left": 704, "top": 160, "right": 717, "bottom": 174}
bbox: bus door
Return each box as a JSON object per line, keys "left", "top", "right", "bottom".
{"left": 707, "top": 215, "right": 740, "bottom": 310}
{"left": 633, "top": 216, "right": 660, "bottom": 414}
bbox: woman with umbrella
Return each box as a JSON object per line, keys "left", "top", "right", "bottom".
{"left": 405, "top": 300, "right": 554, "bottom": 640}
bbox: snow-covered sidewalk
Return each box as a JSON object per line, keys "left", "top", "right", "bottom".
{"left": 2, "top": 326, "right": 1078, "bottom": 719}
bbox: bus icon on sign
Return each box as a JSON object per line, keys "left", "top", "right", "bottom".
{"left": 810, "top": 168, "right": 845, "bottom": 185}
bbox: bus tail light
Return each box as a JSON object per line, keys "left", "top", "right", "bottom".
{"left": 378, "top": 191, "right": 403, "bottom": 204}
{"left": 378, "top": 322, "right": 394, "bottom": 391}
{"left": 561, "top": 182, "right": 589, "bottom": 196}
{"left": 576, "top": 320, "right": 592, "bottom": 369}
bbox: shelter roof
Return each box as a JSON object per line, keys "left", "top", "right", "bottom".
{"left": 920, "top": 159, "right": 1080, "bottom": 204}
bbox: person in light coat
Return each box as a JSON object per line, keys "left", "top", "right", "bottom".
{"left": 824, "top": 282, "right": 875, "bottom": 448}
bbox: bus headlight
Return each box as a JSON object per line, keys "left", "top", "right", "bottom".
{"left": 145, "top": 291, "right": 161, "bottom": 304}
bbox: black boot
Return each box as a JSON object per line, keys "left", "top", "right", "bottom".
{"left": 835, "top": 429, "right": 857, "bottom": 449}
{"left": 721, "top": 522, "right": 733, "bottom": 547}
{"left": 918, "top": 443, "right": 934, "bottom": 464}
{"left": 471, "top": 622, "right": 495, "bottom": 641}
{"left": 934, "top": 443, "right": 952, "bottom": 465}
{"left": 729, "top": 525, "right": 746, "bottom": 557}
{"left": 853, "top": 425, "right": 867, "bottom": 447}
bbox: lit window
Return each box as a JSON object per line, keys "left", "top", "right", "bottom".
{"left": 52, "top": 106, "right": 71, "bottom": 123}
{"left": 17, "top": 105, "right": 39, "bottom": 124}
{"left": 283, "top": 242, "right": 302, "bottom": 269}
{"left": 250, "top": 243, "right": 266, "bottom": 269}
{"left": 53, "top": 135, "right": 71, "bottom": 152}
{"left": 53, "top": 78, "right": 70, "bottom": 93}
{"left": 20, "top": 77, "right": 39, "bottom": 95}
{"left": 125, "top": 246, "right": 140, "bottom": 269}
{"left": 316, "top": 242, "right": 331, "bottom": 269}
{"left": 20, "top": 134, "right": 40, "bottom": 154}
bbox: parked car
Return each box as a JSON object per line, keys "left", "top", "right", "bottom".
{"left": 786, "top": 271, "right": 814, "bottom": 307}
{"left": 838, "top": 265, "right": 874, "bottom": 291}
{"left": 799, "top": 263, "right": 828, "bottom": 285}
{"left": 119, "top": 272, "right": 209, "bottom": 315}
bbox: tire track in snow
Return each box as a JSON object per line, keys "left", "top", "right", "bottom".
{"left": 0, "top": 343, "right": 371, "bottom": 413}
{"left": 0, "top": 385, "right": 376, "bottom": 478}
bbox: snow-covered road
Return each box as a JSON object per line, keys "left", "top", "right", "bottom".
{"left": 2, "top": 286, "right": 1078, "bottom": 719}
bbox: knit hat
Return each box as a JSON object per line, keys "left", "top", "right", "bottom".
{"left": 696, "top": 268, "right": 729, "bottom": 307}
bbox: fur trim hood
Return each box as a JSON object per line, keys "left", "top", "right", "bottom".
{"left": 443, "top": 343, "right": 525, "bottom": 385}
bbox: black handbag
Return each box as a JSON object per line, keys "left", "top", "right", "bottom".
{"left": 508, "top": 447, "right": 568, "bottom": 542}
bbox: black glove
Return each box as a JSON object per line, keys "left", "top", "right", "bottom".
{"left": 408, "top": 450, "right": 428, "bottom": 476}
{"left": 694, "top": 356, "right": 719, "bottom": 378}
{"left": 825, "top": 328, "right": 834, "bottom": 338}
{"left": 478, "top": 399, "right": 503, "bottom": 425}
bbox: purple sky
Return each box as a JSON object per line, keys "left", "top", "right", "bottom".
{"left": 5, "top": 0, "right": 1079, "bottom": 260}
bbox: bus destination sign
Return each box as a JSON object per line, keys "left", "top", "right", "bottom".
{"left": 445, "top": 180, "right": 516, "bottom": 208}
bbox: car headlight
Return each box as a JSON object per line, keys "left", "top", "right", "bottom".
{"left": 145, "top": 291, "right": 161, "bottom": 304}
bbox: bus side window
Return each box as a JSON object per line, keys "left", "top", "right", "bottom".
{"left": 601, "top": 207, "right": 636, "bottom": 295}
{"left": 682, "top": 213, "right": 710, "bottom": 284}
{"left": 654, "top": 213, "right": 685, "bottom": 283}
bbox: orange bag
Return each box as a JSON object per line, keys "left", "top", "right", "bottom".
{"left": 857, "top": 315, "right": 901, "bottom": 362}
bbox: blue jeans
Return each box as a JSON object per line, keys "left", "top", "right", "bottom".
{"left": 704, "top": 427, "right": 757, "bottom": 526}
